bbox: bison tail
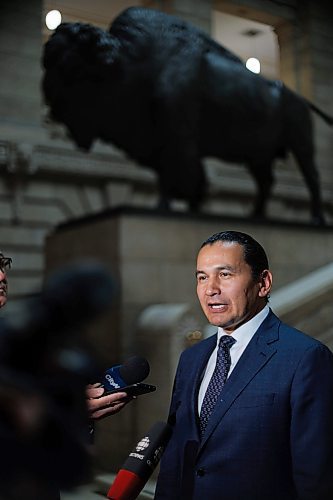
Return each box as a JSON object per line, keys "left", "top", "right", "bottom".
{"left": 307, "top": 100, "right": 333, "bottom": 126}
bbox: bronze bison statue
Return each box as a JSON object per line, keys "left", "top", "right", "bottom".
{"left": 42, "top": 6, "right": 332, "bottom": 224}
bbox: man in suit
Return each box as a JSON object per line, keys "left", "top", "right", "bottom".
{"left": 155, "top": 230, "right": 333, "bottom": 500}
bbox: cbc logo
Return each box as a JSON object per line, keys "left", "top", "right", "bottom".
{"left": 136, "top": 436, "right": 150, "bottom": 452}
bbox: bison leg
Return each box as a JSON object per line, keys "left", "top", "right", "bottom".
{"left": 156, "top": 156, "right": 207, "bottom": 212}
{"left": 291, "top": 144, "right": 325, "bottom": 225}
{"left": 248, "top": 162, "right": 274, "bottom": 218}
{"left": 156, "top": 196, "right": 171, "bottom": 211}
{"left": 283, "top": 89, "right": 325, "bottom": 225}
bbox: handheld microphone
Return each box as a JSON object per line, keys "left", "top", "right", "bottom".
{"left": 102, "top": 356, "right": 150, "bottom": 392}
{"left": 107, "top": 421, "right": 172, "bottom": 500}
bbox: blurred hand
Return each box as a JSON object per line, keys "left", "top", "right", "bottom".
{"left": 86, "top": 383, "right": 133, "bottom": 420}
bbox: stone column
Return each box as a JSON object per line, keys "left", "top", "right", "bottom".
{"left": 0, "top": 0, "right": 43, "bottom": 138}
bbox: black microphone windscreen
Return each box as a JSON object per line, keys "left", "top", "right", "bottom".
{"left": 107, "top": 421, "right": 172, "bottom": 499}
{"left": 122, "top": 421, "right": 172, "bottom": 478}
{"left": 119, "top": 356, "right": 150, "bottom": 385}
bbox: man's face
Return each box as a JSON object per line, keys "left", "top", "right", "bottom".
{"left": 0, "top": 268, "right": 8, "bottom": 308}
{"left": 196, "top": 241, "right": 272, "bottom": 332}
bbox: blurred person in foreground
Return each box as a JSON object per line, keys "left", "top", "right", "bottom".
{"left": 1, "top": 252, "right": 132, "bottom": 421}
{"left": 155, "top": 230, "right": 333, "bottom": 500}
{"left": 0, "top": 252, "right": 70, "bottom": 499}
{"left": 0, "top": 253, "right": 132, "bottom": 499}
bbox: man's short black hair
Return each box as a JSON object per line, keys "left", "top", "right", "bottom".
{"left": 200, "top": 230, "right": 269, "bottom": 280}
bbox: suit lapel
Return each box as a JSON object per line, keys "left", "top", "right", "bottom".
{"left": 199, "top": 310, "right": 280, "bottom": 451}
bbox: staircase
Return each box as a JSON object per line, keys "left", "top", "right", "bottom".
{"left": 270, "top": 262, "right": 333, "bottom": 351}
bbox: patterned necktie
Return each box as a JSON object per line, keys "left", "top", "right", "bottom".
{"left": 199, "top": 335, "right": 236, "bottom": 437}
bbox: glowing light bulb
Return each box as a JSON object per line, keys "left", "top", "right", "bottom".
{"left": 45, "top": 9, "right": 62, "bottom": 30}
{"left": 246, "top": 57, "right": 261, "bottom": 74}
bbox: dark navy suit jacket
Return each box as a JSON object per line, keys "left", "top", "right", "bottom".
{"left": 155, "top": 310, "right": 333, "bottom": 500}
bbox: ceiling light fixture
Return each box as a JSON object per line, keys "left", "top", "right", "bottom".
{"left": 45, "top": 9, "right": 62, "bottom": 30}
{"left": 246, "top": 57, "right": 261, "bottom": 74}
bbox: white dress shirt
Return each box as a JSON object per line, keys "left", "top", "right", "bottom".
{"left": 198, "top": 305, "right": 269, "bottom": 413}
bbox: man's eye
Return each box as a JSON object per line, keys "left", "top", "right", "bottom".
{"left": 197, "top": 275, "right": 207, "bottom": 282}
{"left": 220, "top": 271, "right": 230, "bottom": 277}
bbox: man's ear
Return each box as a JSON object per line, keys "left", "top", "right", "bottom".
{"left": 258, "top": 269, "right": 272, "bottom": 299}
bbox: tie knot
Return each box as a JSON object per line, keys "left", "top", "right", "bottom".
{"left": 219, "top": 335, "right": 236, "bottom": 349}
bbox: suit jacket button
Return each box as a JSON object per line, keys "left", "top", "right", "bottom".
{"left": 196, "top": 468, "right": 205, "bottom": 476}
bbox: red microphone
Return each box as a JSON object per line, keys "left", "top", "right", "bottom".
{"left": 107, "top": 421, "right": 172, "bottom": 500}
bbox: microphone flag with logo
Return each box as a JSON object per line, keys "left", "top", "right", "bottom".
{"left": 102, "top": 356, "right": 150, "bottom": 392}
{"left": 107, "top": 421, "right": 172, "bottom": 500}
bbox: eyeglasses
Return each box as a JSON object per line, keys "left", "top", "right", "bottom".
{"left": 0, "top": 254, "right": 12, "bottom": 272}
